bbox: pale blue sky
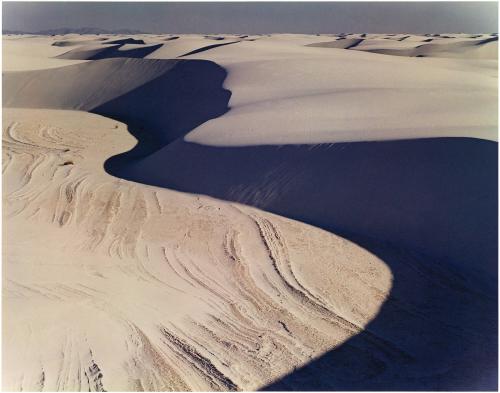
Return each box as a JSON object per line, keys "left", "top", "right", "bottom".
{"left": 3, "top": 2, "right": 498, "bottom": 34}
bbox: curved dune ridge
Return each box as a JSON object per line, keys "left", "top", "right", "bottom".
{"left": 3, "top": 108, "right": 392, "bottom": 391}
{"left": 2, "top": 33, "right": 498, "bottom": 390}
{"left": 4, "top": 57, "right": 231, "bottom": 145}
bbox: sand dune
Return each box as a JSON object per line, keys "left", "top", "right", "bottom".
{"left": 5, "top": 36, "right": 496, "bottom": 145}
{"left": 357, "top": 37, "right": 498, "bottom": 59}
{"left": 2, "top": 33, "right": 498, "bottom": 390}
{"left": 51, "top": 37, "right": 109, "bottom": 47}
{"left": 4, "top": 108, "right": 392, "bottom": 391}
{"left": 146, "top": 36, "right": 246, "bottom": 59}
{"left": 4, "top": 58, "right": 230, "bottom": 145}
{"left": 308, "top": 38, "right": 365, "bottom": 49}
{"left": 3, "top": 35, "right": 89, "bottom": 71}
{"left": 4, "top": 58, "right": 178, "bottom": 109}
{"left": 56, "top": 42, "right": 164, "bottom": 60}
{"left": 310, "top": 34, "right": 498, "bottom": 59}
{"left": 179, "top": 41, "right": 241, "bottom": 58}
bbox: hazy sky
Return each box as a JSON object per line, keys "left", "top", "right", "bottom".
{"left": 3, "top": 2, "right": 498, "bottom": 34}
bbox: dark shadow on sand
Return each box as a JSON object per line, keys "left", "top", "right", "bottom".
{"left": 91, "top": 60, "right": 231, "bottom": 151}
{"left": 3, "top": 55, "right": 497, "bottom": 390}
{"left": 178, "top": 40, "right": 240, "bottom": 57}
{"left": 94, "top": 59, "right": 497, "bottom": 389}
{"left": 106, "top": 137, "right": 498, "bottom": 390}
{"left": 57, "top": 42, "right": 163, "bottom": 60}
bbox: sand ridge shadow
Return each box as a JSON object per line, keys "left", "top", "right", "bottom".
{"left": 3, "top": 54, "right": 497, "bottom": 389}
{"left": 56, "top": 42, "right": 163, "bottom": 60}
{"left": 106, "top": 137, "right": 498, "bottom": 390}
{"left": 91, "top": 53, "right": 498, "bottom": 388}
{"left": 178, "top": 40, "right": 241, "bottom": 57}
{"left": 105, "top": 38, "right": 146, "bottom": 45}
{"left": 94, "top": 59, "right": 232, "bottom": 159}
{"left": 262, "top": 229, "right": 498, "bottom": 390}
{"left": 3, "top": 57, "right": 232, "bottom": 158}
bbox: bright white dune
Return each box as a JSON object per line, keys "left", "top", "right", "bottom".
{"left": 178, "top": 36, "right": 497, "bottom": 146}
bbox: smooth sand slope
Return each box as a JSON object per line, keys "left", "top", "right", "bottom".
{"left": 3, "top": 33, "right": 498, "bottom": 391}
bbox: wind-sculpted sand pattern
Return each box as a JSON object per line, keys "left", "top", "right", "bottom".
{"left": 3, "top": 109, "right": 392, "bottom": 391}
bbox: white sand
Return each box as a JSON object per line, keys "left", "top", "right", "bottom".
{"left": 181, "top": 34, "right": 497, "bottom": 146}
{"left": 2, "top": 33, "right": 498, "bottom": 391}
{"left": 3, "top": 35, "right": 90, "bottom": 71}
{"left": 3, "top": 108, "right": 390, "bottom": 391}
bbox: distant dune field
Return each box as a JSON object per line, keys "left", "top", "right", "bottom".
{"left": 2, "top": 33, "right": 498, "bottom": 391}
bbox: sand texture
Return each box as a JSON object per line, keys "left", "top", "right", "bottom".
{"left": 2, "top": 33, "right": 498, "bottom": 391}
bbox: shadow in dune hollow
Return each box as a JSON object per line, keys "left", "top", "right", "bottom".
{"left": 2, "top": 57, "right": 497, "bottom": 390}
{"left": 105, "top": 121, "right": 498, "bottom": 390}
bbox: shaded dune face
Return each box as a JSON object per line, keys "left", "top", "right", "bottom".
{"left": 92, "top": 60, "right": 231, "bottom": 147}
{"left": 2, "top": 35, "right": 498, "bottom": 390}
{"left": 179, "top": 41, "right": 241, "bottom": 57}
{"left": 263, "top": 237, "right": 498, "bottom": 390}
{"left": 121, "top": 139, "right": 498, "bottom": 277}
{"left": 105, "top": 38, "right": 146, "bottom": 45}
{"left": 3, "top": 58, "right": 231, "bottom": 148}
{"left": 308, "top": 38, "right": 364, "bottom": 49}
{"left": 51, "top": 38, "right": 109, "bottom": 47}
{"left": 111, "top": 138, "right": 497, "bottom": 389}
{"left": 100, "top": 78, "right": 499, "bottom": 389}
